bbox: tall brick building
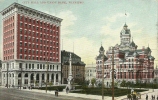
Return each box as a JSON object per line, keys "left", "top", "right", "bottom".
{"left": 1, "top": 3, "right": 62, "bottom": 87}
{"left": 96, "top": 24, "right": 155, "bottom": 87}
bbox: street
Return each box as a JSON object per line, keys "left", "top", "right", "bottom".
{"left": 0, "top": 87, "right": 92, "bottom": 100}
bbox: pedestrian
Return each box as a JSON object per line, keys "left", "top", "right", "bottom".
{"left": 146, "top": 94, "right": 148, "bottom": 100}
{"left": 55, "top": 89, "right": 57, "bottom": 96}
{"left": 154, "top": 95, "right": 155, "bottom": 100}
{"left": 157, "top": 95, "right": 158, "bottom": 100}
{"left": 152, "top": 95, "right": 153, "bottom": 100}
{"left": 56, "top": 88, "right": 59, "bottom": 97}
{"left": 66, "top": 88, "right": 69, "bottom": 94}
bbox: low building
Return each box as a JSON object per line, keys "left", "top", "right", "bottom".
{"left": 85, "top": 64, "right": 96, "bottom": 81}
{"left": 61, "top": 50, "right": 86, "bottom": 84}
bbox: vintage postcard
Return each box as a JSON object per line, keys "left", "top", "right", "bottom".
{"left": 0, "top": 0, "right": 158, "bottom": 100}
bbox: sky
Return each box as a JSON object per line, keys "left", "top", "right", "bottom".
{"left": 0, "top": 0, "right": 158, "bottom": 67}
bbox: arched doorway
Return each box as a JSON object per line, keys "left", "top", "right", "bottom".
{"left": 56, "top": 74, "right": 58, "bottom": 82}
{"left": 36, "top": 74, "right": 39, "bottom": 83}
{"left": 30, "top": 73, "right": 34, "bottom": 84}
{"left": 51, "top": 74, "right": 54, "bottom": 83}
{"left": 24, "top": 73, "right": 28, "bottom": 85}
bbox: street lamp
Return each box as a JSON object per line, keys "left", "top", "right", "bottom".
{"left": 7, "top": 62, "right": 9, "bottom": 88}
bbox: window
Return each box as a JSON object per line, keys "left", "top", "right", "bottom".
{"left": 37, "top": 64, "right": 39, "bottom": 69}
{"left": 24, "top": 49, "right": 27, "bottom": 53}
{"left": 20, "top": 23, "right": 23, "bottom": 26}
{"left": 20, "top": 42, "right": 22, "bottom": 46}
{"left": 24, "top": 43, "right": 27, "bottom": 46}
{"left": 20, "top": 16, "right": 23, "bottom": 20}
{"left": 32, "top": 64, "right": 34, "bottom": 69}
{"left": 26, "top": 64, "right": 27, "bottom": 69}
{"left": 25, "top": 18, "right": 27, "bottom": 21}
{"left": 25, "top": 36, "right": 27, "bottom": 40}
{"left": 36, "top": 51, "right": 38, "bottom": 54}
{"left": 29, "top": 64, "right": 31, "bottom": 69}
{"left": 19, "top": 63, "right": 22, "bottom": 69}
{"left": 40, "top": 64, "right": 42, "bottom": 69}
{"left": 20, "top": 36, "right": 22, "bottom": 40}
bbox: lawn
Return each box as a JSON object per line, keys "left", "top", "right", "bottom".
{"left": 70, "top": 87, "right": 147, "bottom": 97}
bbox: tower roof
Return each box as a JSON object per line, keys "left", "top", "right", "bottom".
{"left": 124, "top": 23, "right": 128, "bottom": 27}
{"left": 99, "top": 46, "right": 104, "bottom": 51}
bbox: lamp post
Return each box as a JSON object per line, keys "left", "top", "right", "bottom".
{"left": 7, "top": 62, "right": 9, "bottom": 88}
{"left": 20, "top": 65, "right": 22, "bottom": 90}
{"left": 46, "top": 59, "right": 48, "bottom": 93}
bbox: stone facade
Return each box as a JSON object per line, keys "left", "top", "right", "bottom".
{"left": 1, "top": 3, "right": 62, "bottom": 87}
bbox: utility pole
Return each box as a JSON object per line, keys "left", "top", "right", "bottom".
{"left": 7, "top": 62, "right": 9, "bottom": 88}
{"left": 102, "top": 51, "right": 104, "bottom": 100}
{"left": 112, "top": 47, "right": 114, "bottom": 100}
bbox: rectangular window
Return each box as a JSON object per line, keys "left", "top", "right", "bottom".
{"left": 32, "top": 64, "right": 34, "bottom": 69}
{"left": 37, "top": 64, "right": 39, "bottom": 69}
{"left": 20, "top": 42, "right": 22, "bottom": 46}
{"left": 29, "top": 64, "right": 31, "bottom": 69}
{"left": 26, "top": 63, "right": 27, "bottom": 69}
{"left": 19, "top": 63, "right": 22, "bottom": 69}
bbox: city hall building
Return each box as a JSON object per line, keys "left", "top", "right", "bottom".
{"left": 1, "top": 3, "right": 62, "bottom": 87}
{"left": 96, "top": 24, "right": 155, "bottom": 86}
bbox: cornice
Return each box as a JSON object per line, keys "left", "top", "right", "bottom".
{"left": 1, "top": 2, "right": 62, "bottom": 24}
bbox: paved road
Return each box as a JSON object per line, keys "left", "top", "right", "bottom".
{"left": 0, "top": 87, "right": 92, "bottom": 100}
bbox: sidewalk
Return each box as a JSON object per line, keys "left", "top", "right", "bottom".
{"left": 1, "top": 86, "right": 157, "bottom": 100}
{"left": 22, "top": 88, "right": 155, "bottom": 100}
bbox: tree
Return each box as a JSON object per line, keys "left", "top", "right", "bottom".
{"left": 91, "top": 78, "right": 96, "bottom": 87}
{"left": 120, "top": 80, "right": 126, "bottom": 87}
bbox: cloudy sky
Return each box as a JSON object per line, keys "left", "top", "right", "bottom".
{"left": 0, "top": 0, "right": 158, "bottom": 67}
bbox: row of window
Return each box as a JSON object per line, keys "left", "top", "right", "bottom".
{"left": 19, "top": 35, "right": 58, "bottom": 44}
{"left": 4, "top": 29, "right": 14, "bottom": 36}
{"left": 4, "top": 42, "right": 14, "bottom": 48}
{"left": 19, "top": 22, "right": 59, "bottom": 33}
{"left": 4, "top": 23, "right": 14, "bottom": 31}
{"left": 4, "top": 16, "right": 14, "bottom": 24}
{"left": 4, "top": 35, "right": 14, "bottom": 43}
{"left": 20, "top": 15, "right": 59, "bottom": 29}
{"left": 4, "top": 55, "right": 14, "bottom": 60}
{"left": 19, "top": 48, "right": 58, "bottom": 56}
{"left": 4, "top": 49, "right": 14, "bottom": 54}
{"left": 19, "top": 42, "right": 59, "bottom": 50}
{"left": 19, "top": 55, "right": 59, "bottom": 61}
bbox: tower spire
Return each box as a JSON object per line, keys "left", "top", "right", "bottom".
{"left": 125, "top": 10, "right": 127, "bottom": 23}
